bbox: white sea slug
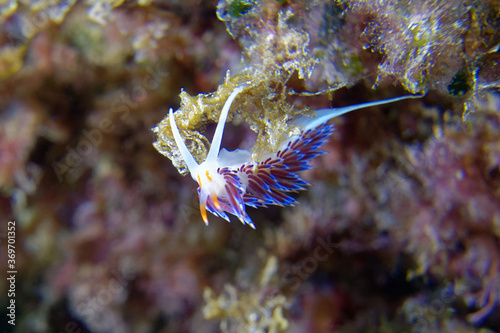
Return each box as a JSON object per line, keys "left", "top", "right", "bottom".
{"left": 168, "top": 85, "right": 420, "bottom": 228}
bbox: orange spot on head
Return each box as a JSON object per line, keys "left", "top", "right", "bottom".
{"left": 206, "top": 170, "right": 212, "bottom": 181}
{"left": 211, "top": 194, "right": 221, "bottom": 210}
{"left": 197, "top": 175, "right": 202, "bottom": 187}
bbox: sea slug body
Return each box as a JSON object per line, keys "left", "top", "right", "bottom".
{"left": 168, "top": 86, "right": 420, "bottom": 228}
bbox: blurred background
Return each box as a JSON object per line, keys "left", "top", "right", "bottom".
{"left": 0, "top": 1, "right": 499, "bottom": 332}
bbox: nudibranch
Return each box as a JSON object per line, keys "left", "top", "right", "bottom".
{"left": 168, "top": 86, "right": 420, "bottom": 228}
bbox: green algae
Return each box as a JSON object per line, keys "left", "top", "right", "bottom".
{"left": 227, "top": 0, "right": 254, "bottom": 17}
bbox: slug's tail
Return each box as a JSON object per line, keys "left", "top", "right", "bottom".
{"left": 296, "top": 94, "right": 423, "bottom": 131}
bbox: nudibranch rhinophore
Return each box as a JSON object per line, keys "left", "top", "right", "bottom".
{"left": 167, "top": 86, "right": 421, "bottom": 229}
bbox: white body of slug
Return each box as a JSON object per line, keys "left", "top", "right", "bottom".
{"left": 168, "top": 85, "right": 421, "bottom": 228}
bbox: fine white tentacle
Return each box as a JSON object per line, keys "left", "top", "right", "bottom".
{"left": 169, "top": 108, "right": 199, "bottom": 172}
{"left": 206, "top": 85, "right": 247, "bottom": 162}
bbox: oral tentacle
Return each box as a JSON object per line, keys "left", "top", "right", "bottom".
{"left": 199, "top": 191, "right": 209, "bottom": 225}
